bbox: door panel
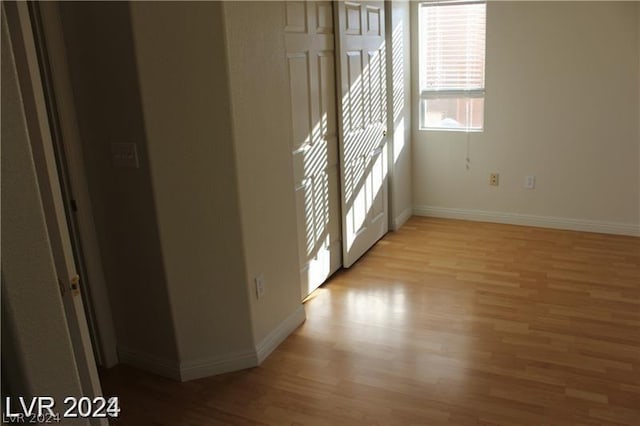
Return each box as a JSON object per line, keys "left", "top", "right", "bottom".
{"left": 336, "top": 0, "right": 388, "bottom": 268}
{"left": 346, "top": 51, "right": 364, "bottom": 131}
{"left": 345, "top": 3, "right": 361, "bottom": 35}
{"left": 288, "top": 54, "right": 311, "bottom": 151}
{"left": 316, "top": 2, "right": 333, "bottom": 33}
{"left": 285, "top": 1, "right": 341, "bottom": 299}
{"left": 365, "top": 5, "right": 382, "bottom": 36}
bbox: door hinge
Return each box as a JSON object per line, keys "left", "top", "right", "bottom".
{"left": 70, "top": 274, "right": 80, "bottom": 297}
{"left": 59, "top": 275, "right": 81, "bottom": 297}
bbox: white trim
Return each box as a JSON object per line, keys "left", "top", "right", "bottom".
{"left": 119, "top": 306, "right": 306, "bottom": 382}
{"left": 180, "top": 305, "right": 306, "bottom": 381}
{"left": 255, "top": 305, "right": 306, "bottom": 364}
{"left": 420, "top": 0, "right": 486, "bottom": 8}
{"left": 393, "top": 207, "right": 413, "bottom": 231}
{"left": 179, "top": 350, "right": 257, "bottom": 382}
{"left": 117, "top": 346, "right": 181, "bottom": 381}
{"left": 413, "top": 205, "right": 640, "bottom": 237}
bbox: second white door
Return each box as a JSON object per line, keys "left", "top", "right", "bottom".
{"left": 285, "top": 1, "right": 342, "bottom": 298}
{"left": 335, "top": 1, "right": 389, "bottom": 268}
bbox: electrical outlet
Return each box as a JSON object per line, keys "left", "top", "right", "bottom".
{"left": 255, "top": 274, "right": 265, "bottom": 299}
{"left": 524, "top": 175, "right": 536, "bottom": 189}
{"left": 489, "top": 173, "right": 499, "bottom": 186}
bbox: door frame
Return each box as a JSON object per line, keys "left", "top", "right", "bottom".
{"left": 384, "top": 0, "right": 397, "bottom": 231}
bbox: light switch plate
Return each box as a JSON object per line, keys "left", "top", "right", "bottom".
{"left": 255, "top": 274, "right": 265, "bottom": 299}
{"left": 111, "top": 142, "right": 139, "bottom": 168}
{"left": 524, "top": 175, "right": 536, "bottom": 189}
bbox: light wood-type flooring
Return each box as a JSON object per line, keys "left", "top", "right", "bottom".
{"left": 101, "top": 217, "right": 640, "bottom": 425}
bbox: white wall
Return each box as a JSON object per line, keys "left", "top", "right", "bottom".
{"left": 412, "top": 1, "right": 640, "bottom": 235}
{"left": 389, "top": 0, "right": 413, "bottom": 230}
{"left": 222, "top": 1, "right": 306, "bottom": 350}
{"left": 1, "top": 5, "right": 85, "bottom": 409}
{"left": 130, "top": 1, "right": 257, "bottom": 377}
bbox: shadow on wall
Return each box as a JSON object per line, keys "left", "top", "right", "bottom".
{"left": 58, "top": 2, "right": 179, "bottom": 362}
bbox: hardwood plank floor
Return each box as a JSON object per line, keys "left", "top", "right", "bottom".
{"left": 101, "top": 217, "right": 640, "bottom": 425}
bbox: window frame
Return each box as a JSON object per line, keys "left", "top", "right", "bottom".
{"left": 418, "top": 0, "right": 487, "bottom": 132}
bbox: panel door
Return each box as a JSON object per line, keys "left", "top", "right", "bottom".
{"left": 335, "top": 1, "right": 388, "bottom": 267}
{"left": 285, "top": 1, "right": 342, "bottom": 299}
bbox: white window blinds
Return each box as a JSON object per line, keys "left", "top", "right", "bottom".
{"left": 420, "top": 1, "right": 486, "bottom": 96}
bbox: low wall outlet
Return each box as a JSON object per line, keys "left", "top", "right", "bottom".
{"left": 489, "top": 173, "right": 499, "bottom": 186}
{"left": 525, "top": 175, "right": 536, "bottom": 189}
{"left": 255, "top": 274, "right": 265, "bottom": 299}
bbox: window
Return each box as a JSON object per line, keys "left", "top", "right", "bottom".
{"left": 419, "top": 1, "right": 486, "bottom": 131}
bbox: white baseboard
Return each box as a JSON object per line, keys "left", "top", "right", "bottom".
{"left": 413, "top": 205, "right": 640, "bottom": 237}
{"left": 179, "top": 350, "right": 257, "bottom": 382}
{"left": 118, "top": 304, "right": 305, "bottom": 382}
{"left": 392, "top": 207, "right": 413, "bottom": 231}
{"left": 178, "top": 305, "right": 305, "bottom": 381}
{"left": 117, "top": 346, "right": 181, "bottom": 381}
{"left": 255, "top": 304, "right": 306, "bottom": 364}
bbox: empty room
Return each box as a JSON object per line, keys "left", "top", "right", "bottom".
{"left": 2, "top": 0, "right": 639, "bottom": 425}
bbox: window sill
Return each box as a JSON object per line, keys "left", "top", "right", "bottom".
{"left": 419, "top": 127, "right": 484, "bottom": 133}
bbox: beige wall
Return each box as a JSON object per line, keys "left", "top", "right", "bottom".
{"left": 129, "top": 1, "right": 255, "bottom": 364}
{"left": 223, "top": 1, "right": 305, "bottom": 344}
{"left": 59, "top": 2, "right": 180, "bottom": 365}
{"left": 1, "top": 5, "right": 84, "bottom": 407}
{"left": 389, "top": 0, "right": 413, "bottom": 230}
{"left": 412, "top": 2, "right": 640, "bottom": 232}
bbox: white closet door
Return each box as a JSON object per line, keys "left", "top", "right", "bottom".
{"left": 335, "top": 1, "right": 388, "bottom": 267}
{"left": 285, "top": 2, "right": 342, "bottom": 298}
